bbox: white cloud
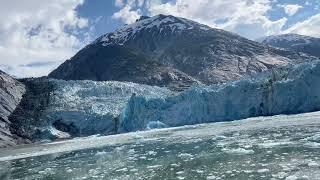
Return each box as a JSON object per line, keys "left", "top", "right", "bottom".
{"left": 0, "top": 0, "right": 88, "bottom": 77}
{"left": 115, "top": 0, "right": 125, "bottom": 7}
{"left": 112, "top": 0, "right": 144, "bottom": 24}
{"left": 112, "top": 5, "right": 141, "bottom": 24}
{"left": 113, "top": 0, "right": 287, "bottom": 39}
{"left": 280, "top": 4, "right": 303, "bottom": 16}
{"left": 283, "top": 14, "right": 320, "bottom": 38}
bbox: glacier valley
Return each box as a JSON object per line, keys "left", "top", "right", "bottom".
{"left": 9, "top": 61, "right": 320, "bottom": 142}
{"left": 1, "top": 111, "right": 320, "bottom": 179}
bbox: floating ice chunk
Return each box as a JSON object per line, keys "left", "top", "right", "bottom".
{"left": 286, "top": 175, "right": 299, "bottom": 180}
{"left": 147, "top": 151, "right": 157, "bottom": 156}
{"left": 257, "top": 169, "right": 270, "bottom": 173}
{"left": 178, "top": 153, "right": 194, "bottom": 160}
{"left": 96, "top": 151, "right": 107, "bottom": 156}
{"left": 115, "top": 168, "right": 128, "bottom": 172}
{"left": 206, "top": 175, "right": 216, "bottom": 179}
{"left": 147, "top": 165, "right": 162, "bottom": 169}
{"left": 222, "top": 148, "right": 254, "bottom": 155}
{"left": 146, "top": 121, "right": 168, "bottom": 130}
{"left": 304, "top": 142, "right": 320, "bottom": 148}
{"left": 170, "top": 163, "right": 180, "bottom": 167}
{"left": 196, "top": 170, "right": 204, "bottom": 174}
{"left": 259, "top": 141, "right": 294, "bottom": 148}
{"left": 308, "top": 161, "right": 319, "bottom": 167}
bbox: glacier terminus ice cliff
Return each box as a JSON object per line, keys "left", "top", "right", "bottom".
{"left": 6, "top": 61, "right": 320, "bottom": 143}
{"left": 120, "top": 61, "right": 320, "bottom": 132}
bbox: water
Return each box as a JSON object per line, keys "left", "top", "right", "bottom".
{"left": 1, "top": 112, "right": 320, "bottom": 180}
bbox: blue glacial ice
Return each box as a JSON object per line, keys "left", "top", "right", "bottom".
{"left": 120, "top": 61, "right": 320, "bottom": 132}
{"left": 38, "top": 80, "right": 172, "bottom": 139}
{"left": 33, "top": 61, "right": 320, "bottom": 140}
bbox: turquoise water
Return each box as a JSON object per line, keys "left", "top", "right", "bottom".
{"left": 1, "top": 112, "right": 320, "bottom": 180}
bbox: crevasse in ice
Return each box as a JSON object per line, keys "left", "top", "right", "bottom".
{"left": 120, "top": 61, "right": 320, "bottom": 132}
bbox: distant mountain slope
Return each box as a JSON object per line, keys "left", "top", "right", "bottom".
{"left": 0, "top": 70, "right": 26, "bottom": 147}
{"left": 261, "top": 34, "right": 320, "bottom": 58}
{"left": 49, "top": 45, "right": 199, "bottom": 91}
{"left": 49, "top": 15, "right": 318, "bottom": 90}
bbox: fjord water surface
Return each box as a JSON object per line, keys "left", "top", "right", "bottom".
{"left": 1, "top": 112, "right": 320, "bottom": 180}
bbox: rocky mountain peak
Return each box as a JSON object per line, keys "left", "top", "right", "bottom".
{"left": 136, "top": 15, "right": 151, "bottom": 22}
{"left": 97, "top": 14, "right": 211, "bottom": 46}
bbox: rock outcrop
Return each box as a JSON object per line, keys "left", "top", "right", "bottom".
{"left": 0, "top": 70, "right": 26, "bottom": 147}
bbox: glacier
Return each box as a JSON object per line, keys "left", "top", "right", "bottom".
{"left": 15, "top": 80, "right": 172, "bottom": 141}
{"left": 120, "top": 61, "right": 320, "bottom": 132}
{"left": 44, "top": 80, "right": 172, "bottom": 137}
{"left": 10, "top": 61, "right": 320, "bottom": 143}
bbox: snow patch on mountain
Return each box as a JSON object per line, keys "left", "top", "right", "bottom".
{"left": 262, "top": 34, "right": 314, "bottom": 46}
{"left": 98, "top": 14, "right": 210, "bottom": 46}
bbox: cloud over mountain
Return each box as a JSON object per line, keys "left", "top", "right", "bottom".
{"left": 0, "top": 0, "right": 88, "bottom": 77}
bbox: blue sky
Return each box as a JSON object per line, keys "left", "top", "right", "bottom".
{"left": 76, "top": 0, "right": 320, "bottom": 40}
{"left": 0, "top": 0, "right": 319, "bottom": 77}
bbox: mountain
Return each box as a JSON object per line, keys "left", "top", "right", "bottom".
{"left": 49, "top": 45, "right": 199, "bottom": 91}
{"left": 261, "top": 34, "right": 320, "bottom": 58}
{"left": 0, "top": 70, "right": 26, "bottom": 147}
{"left": 49, "top": 15, "right": 318, "bottom": 91}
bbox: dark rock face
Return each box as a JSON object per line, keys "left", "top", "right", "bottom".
{"left": 0, "top": 70, "right": 26, "bottom": 147}
{"left": 49, "top": 15, "right": 318, "bottom": 90}
{"left": 9, "top": 78, "right": 54, "bottom": 142}
{"left": 261, "top": 34, "right": 320, "bottom": 58}
{"left": 49, "top": 45, "right": 199, "bottom": 91}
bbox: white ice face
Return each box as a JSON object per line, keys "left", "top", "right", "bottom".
{"left": 33, "top": 60, "right": 320, "bottom": 140}
{"left": 120, "top": 61, "right": 320, "bottom": 132}
{"left": 40, "top": 80, "right": 172, "bottom": 138}
{"left": 50, "top": 80, "right": 171, "bottom": 116}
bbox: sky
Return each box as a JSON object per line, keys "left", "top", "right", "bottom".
{"left": 0, "top": 0, "right": 319, "bottom": 78}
